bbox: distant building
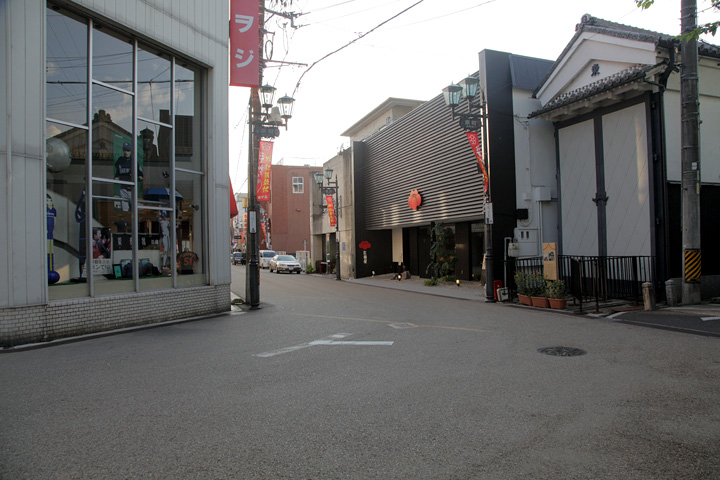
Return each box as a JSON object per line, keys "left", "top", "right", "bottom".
{"left": 268, "top": 165, "right": 320, "bottom": 256}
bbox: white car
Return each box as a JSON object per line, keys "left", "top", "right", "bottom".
{"left": 259, "top": 250, "right": 276, "bottom": 269}
{"left": 269, "top": 255, "right": 302, "bottom": 274}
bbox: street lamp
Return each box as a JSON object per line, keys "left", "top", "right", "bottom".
{"left": 246, "top": 86, "right": 296, "bottom": 309}
{"left": 314, "top": 167, "right": 341, "bottom": 281}
{"left": 442, "top": 75, "right": 495, "bottom": 303}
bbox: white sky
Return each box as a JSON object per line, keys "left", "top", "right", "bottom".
{"left": 229, "top": 0, "right": 717, "bottom": 194}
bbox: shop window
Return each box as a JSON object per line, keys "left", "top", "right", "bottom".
{"left": 137, "top": 46, "right": 171, "bottom": 123}
{"left": 45, "top": 4, "right": 206, "bottom": 298}
{"left": 175, "top": 64, "right": 202, "bottom": 173}
{"left": 175, "top": 170, "right": 204, "bottom": 286}
{"left": 92, "top": 25, "right": 133, "bottom": 92}
{"left": 45, "top": 121, "right": 90, "bottom": 300}
{"left": 292, "top": 177, "right": 304, "bottom": 194}
{"left": 46, "top": 8, "right": 87, "bottom": 125}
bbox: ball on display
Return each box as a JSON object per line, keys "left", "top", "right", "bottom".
{"left": 46, "top": 137, "right": 72, "bottom": 173}
{"left": 48, "top": 270, "right": 60, "bottom": 284}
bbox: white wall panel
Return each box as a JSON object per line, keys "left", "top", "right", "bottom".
{"left": 664, "top": 90, "right": 681, "bottom": 183}
{"left": 700, "top": 94, "right": 720, "bottom": 184}
{"left": 559, "top": 120, "right": 598, "bottom": 256}
{"left": 603, "top": 104, "right": 651, "bottom": 256}
{"left": 1, "top": 1, "right": 46, "bottom": 307}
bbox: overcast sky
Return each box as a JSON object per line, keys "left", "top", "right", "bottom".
{"left": 229, "top": 0, "right": 717, "bottom": 193}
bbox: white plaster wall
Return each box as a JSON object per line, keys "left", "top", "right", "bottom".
{"left": 662, "top": 59, "right": 720, "bottom": 184}
{"left": 603, "top": 104, "right": 651, "bottom": 256}
{"left": 558, "top": 120, "right": 598, "bottom": 256}
{"left": 513, "top": 89, "right": 557, "bottom": 256}
{"left": 538, "top": 33, "right": 656, "bottom": 106}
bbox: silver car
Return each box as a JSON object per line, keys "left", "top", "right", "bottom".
{"left": 269, "top": 255, "right": 302, "bottom": 274}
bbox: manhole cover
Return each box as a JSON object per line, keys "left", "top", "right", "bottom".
{"left": 538, "top": 346, "right": 586, "bottom": 357}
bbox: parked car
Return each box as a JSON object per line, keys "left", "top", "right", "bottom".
{"left": 232, "top": 252, "right": 245, "bottom": 265}
{"left": 259, "top": 250, "right": 276, "bottom": 269}
{"left": 269, "top": 255, "right": 302, "bottom": 274}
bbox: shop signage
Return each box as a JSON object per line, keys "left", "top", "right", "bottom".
{"left": 359, "top": 241, "right": 371, "bottom": 250}
{"left": 466, "top": 132, "right": 488, "bottom": 193}
{"left": 326, "top": 195, "right": 337, "bottom": 227}
{"left": 257, "top": 141, "right": 273, "bottom": 201}
{"left": 230, "top": 0, "right": 260, "bottom": 87}
{"left": 408, "top": 189, "right": 422, "bottom": 210}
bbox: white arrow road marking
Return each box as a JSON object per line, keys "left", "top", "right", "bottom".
{"left": 255, "top": 333, "right": 393, "bottom": 358}
{"left": 700, "top": 317, "right": 720, "bottom": 322}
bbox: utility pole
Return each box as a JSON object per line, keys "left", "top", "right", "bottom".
{"left": 246, "top": 91, "right": 261, "bottom": 309}
{"left": 245, "top": 0, "right": 265, "bottom": 309}
{"left": 680, "top": 0, "right": 702, "bottom": 304}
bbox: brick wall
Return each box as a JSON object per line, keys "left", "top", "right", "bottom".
{"left": 0, "top": 285, "right": 230, "bottom": 348}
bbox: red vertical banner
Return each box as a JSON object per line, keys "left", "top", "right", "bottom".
{"left": 326, "top": 195, "right": 337, "bottom": 227}
{"left": 466, "top": 132, "right": 488, "bottom": 193}
{"left": 230, "top": 0, "right": 260, "bottom": 87}
{"left": 257, "top": 141, "right": 273, "bottom": 202}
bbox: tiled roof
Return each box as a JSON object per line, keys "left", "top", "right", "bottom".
{"left": 533, "top": 14, "right": 720, "bottom": 99}
{"left": 528, "top": 63, "right": 662, "bottom": 118}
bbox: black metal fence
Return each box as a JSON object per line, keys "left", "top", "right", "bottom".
{"left": 503, "top": 255, "right": 656, "bottom": 304}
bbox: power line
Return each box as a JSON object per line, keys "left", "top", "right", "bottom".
{"left": 291, "top": 0, "right": 425, "bottom": 99}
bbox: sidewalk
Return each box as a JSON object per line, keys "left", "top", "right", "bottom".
{"left": 346, "top": 274, "right": 720, "bottom": 337}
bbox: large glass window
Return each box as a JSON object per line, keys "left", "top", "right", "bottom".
{"left": 46, "top": 8, "right": 87, "bottom": 125}
{"left": 45, "top": 4, "right": 205, "bottom": 298}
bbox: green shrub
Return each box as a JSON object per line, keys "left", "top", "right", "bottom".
{"left": 515, "top": 271, "right": 546, "bottom": 296}
{"left": 424, "top": 278, "right": 438, "bottom": 286}
{"left": 546, "top": 279, "right": 566, "bottom": 299}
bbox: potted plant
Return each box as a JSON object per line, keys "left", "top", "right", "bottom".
{"left": 546, "top": 279, "right": 567, "bottom": 309}
{"left": 529, "top": 273, "right": 549, "bottom": 308}
{"left": 514, "top": 271, "right": 532, "bottom": 305}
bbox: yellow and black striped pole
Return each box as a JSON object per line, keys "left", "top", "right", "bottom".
{"left": 684, "top": 249, "right": 701, "bottom": 283}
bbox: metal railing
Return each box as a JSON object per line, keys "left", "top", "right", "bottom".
{"left": 504, "top": 255, "right": 657, "bottom": 305}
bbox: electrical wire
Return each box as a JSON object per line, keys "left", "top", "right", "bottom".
{"left": 291, "top": 0, "right": 425, "bottom": 99}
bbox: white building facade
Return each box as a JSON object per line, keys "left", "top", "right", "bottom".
{"left": 1, "top": 0, "right": 232, "bottom": 347}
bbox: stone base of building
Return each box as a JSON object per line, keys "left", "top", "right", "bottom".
{"left": 0, "top": 284, "right": 230, "bottom": 348}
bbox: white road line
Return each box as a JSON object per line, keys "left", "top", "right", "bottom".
{"left": 700, "top": 316, "right": 720, "bottom": 322}
{"left": 255, "top": 333, "right": 392, "bottom": 358}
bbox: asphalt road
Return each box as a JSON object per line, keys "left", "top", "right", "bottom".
{"left": 1, "top": 266, "right": 719, "bottom": 479}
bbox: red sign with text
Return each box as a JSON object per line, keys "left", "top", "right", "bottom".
{"left": 230, "top": 0, "right": 260, "bottom": 87}
{"left": 257, "top": 141, "right": 273, "bottom": 202}
{"left": 326, "top": 195, "right": 337, "bottom": 227}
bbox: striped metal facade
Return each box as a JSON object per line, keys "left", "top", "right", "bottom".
{"left": 356, "top": 94, "right": 486, "bottom": 231}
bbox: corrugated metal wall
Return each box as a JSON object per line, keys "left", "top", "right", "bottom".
{"left": 357, "top": 95, "right": 486, "bottom": 231}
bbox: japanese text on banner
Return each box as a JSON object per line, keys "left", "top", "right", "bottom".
{"left": 326, "top": 195, "right": 336, "bottom": 227}
{"left": 257, "top": 141, "right": 273, "bottom": 202}
{"left": 230, "top": 0, "right": 259, "bottom": 87}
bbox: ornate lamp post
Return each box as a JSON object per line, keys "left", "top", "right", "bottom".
{"left": 314, "top": 167, "right": 341, "bottom": 281}
{"left": 442, "top": 76, "right": 495, "bottom": 303}
{"left": 246, "top": 85, "right": 294, "bottom": 308}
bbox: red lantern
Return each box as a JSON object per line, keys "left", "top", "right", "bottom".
{"left": 408, "top": 189, "right": 422, "bottom": 211}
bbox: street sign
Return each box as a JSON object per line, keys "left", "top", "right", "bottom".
{"left": 460, "top": 116, "right": 480, "bottom": 131}
{"left": 254, "top": 125, "right": 280, "bottom": 138}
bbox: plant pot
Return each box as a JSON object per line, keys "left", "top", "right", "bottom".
{"left": 549, "top": 298, "right": 567, "bottom": 310}
{"left": 517, "top": 294, "right": 532, "bottom": 306}
{"left": 531, "top": 296, "right": 550, "bottom": 308}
